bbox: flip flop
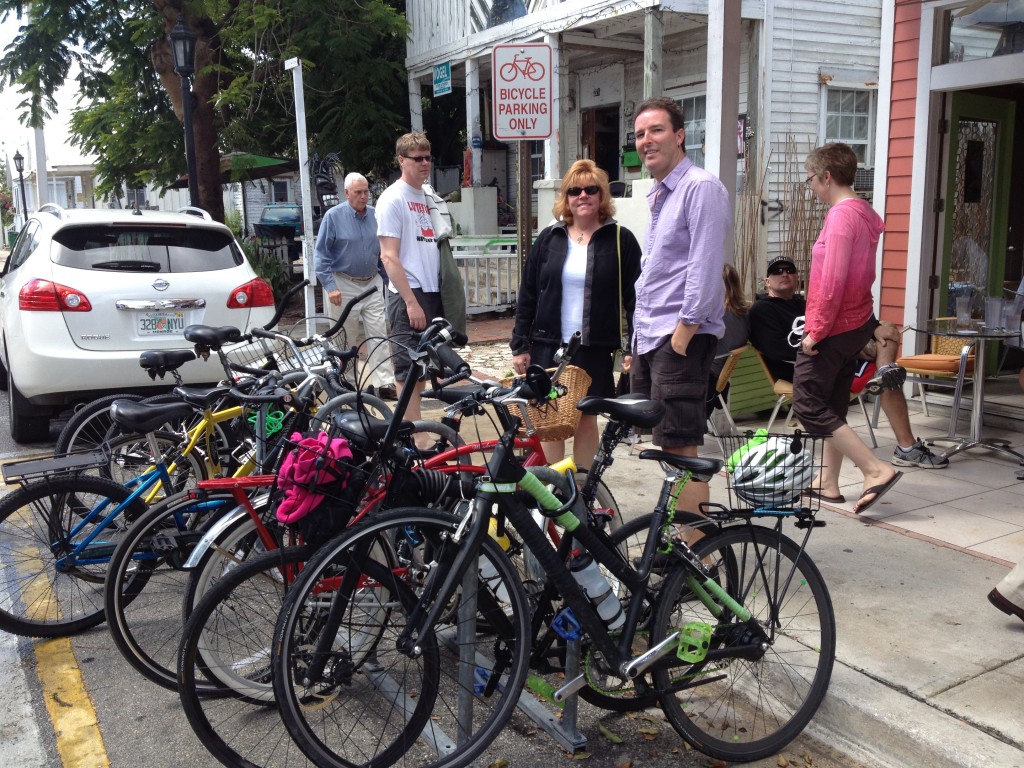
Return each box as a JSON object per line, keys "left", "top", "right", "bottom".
{"left": 853, "top": 471, "right": 903, "bottom": 514}
{"left": 802, "top": 488, "right": 846, "bottom": 503}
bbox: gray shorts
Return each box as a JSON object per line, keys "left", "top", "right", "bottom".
{"left": 630, "top": 334, "right": 717, "bottom": 448}
{"left": 386, "top": 288, "right": 444, "bottom": 380}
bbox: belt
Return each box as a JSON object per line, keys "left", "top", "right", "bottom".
{"left": 339, "top": 272, "right": 376, "bottom": 284}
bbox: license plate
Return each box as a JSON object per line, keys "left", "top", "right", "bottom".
{"left": 138, "top": 311, "right": 186, "bottom": 336}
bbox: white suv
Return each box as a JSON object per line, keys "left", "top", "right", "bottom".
{"left": 0, "top": 205, "right": 276, "bottom": 443}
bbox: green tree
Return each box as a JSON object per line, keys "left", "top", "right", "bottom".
{"left": 0, "top": 1, "right": 409, "bottom": 221}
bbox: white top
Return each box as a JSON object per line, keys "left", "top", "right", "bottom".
{"left": 376, "top": 179, "right": 440, "bottom": 293}
{"left": 560, "top": 238, "right": 587, "bottom": 341}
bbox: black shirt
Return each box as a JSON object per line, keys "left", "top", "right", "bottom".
{"left": 748, "top": 294, "right": 806, "bottom": 382}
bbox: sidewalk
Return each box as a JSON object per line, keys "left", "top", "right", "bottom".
{"left": 457, "top": 314, "right": 1024, "bottom": 767}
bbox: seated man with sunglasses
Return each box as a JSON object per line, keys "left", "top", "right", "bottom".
{"left": 749, "top": 256, "right": 947, "bottom": 472}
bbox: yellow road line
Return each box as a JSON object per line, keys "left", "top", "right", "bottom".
{"left": 4, "top": 488, "right": 112, "bottom": 768}
{"left": 34, "top": 636, "right": 110, "bottom": 768}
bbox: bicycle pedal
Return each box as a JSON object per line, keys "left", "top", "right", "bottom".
{"left": 677, "top": 622, "right": 713, "bottom": 664}
{"left": 551, "top": 608, "right": 582, "bottom": 641}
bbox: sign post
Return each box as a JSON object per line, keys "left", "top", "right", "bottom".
{"left": 492, "top": 44, "right": 553, "bottom": 268}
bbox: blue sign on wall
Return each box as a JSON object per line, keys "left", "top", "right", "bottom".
{"left": 433, "top": 62, "right": 452, "bottom": 97}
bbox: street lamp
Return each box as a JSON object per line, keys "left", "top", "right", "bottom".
{"left": 169, "top": 14, "right": 199, "bottom": 208}
{"left": 13, "top": 150, "right": 28, "bottom": 226}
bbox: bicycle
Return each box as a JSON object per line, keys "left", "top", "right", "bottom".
{"left": 269, "top": 335, "right": 836, "bottom": 767}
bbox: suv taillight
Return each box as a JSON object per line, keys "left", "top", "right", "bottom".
{"left": 19, "top": 279, "right": 93, "bottom": 311}
{"left": 227, "top": 278, "right": 275, "bottom": 308}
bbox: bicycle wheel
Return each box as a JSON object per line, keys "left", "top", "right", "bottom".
{"left": 650, "top": 524, "right": 836, "bottom": 762}
{"left": 104, "top": 429, "right": 208, "bottom": 498}
{"left": 180, "top": 489, "right": 283, "bottom": 617}
{"left": 104, "top": 487, "right": 251, "bottom": 691}
{"left": 273, "top": 506, "right": 531, "bottom": 768}
{"left": 54, "top": 393, "right": 145, "bottom": 456}
{"left": 0, "top": 475, "right": 146, "bottom": 637}
{"left": 178, "top": 546, "right": 316, "bottom": 768}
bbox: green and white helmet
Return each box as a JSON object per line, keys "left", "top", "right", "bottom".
{"left": 731, "top": 436, "right": 813, "bottom": 508}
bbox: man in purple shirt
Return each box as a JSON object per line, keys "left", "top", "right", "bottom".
{"left": 631, "top": 97, "right": 730, "bottom": 516}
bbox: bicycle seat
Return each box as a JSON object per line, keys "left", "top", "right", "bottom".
{"left": 635, "top": 449, "right": 723, "bottom": 482}
{"left": 183, "top": 325, "right": 244, "bottom": 348}
{"left": 138, "top": 350, "right": 198, "bottom": 378}
{"left": 109, "top": 399, "right": 198, "bottom": 435}
{"left": 577, "top": 395, "right": 664, "bottom": 428}
{"left": 330, "top": 410, "right": 405, "bottom": 452}
{"left": 173, "top": 385, "right": 236, "bottom": 408}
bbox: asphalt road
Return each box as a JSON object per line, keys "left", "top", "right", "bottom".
{"left": 0, "top": 404, "right": 866, "bottom": 768}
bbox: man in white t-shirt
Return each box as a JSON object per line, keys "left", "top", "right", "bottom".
{"left": 377, "top": 131, "right": 441, "bottom": 425}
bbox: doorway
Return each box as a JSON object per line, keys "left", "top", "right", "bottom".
{"left": 939, "top": 90, "right": 1020, "bottom": 374}
{"left": 581, "top": 106, "right": 621, "bottom": 181}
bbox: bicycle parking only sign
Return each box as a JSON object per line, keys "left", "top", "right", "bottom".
{"left": 492, "top": 44, "right": 552, "bottom": 140}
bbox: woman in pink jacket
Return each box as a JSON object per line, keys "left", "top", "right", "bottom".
{"left": 792, "top": 143, "right": 902, "bottom": 513}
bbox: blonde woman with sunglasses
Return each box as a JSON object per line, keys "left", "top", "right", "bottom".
{"left": 510, "top": 159, "right": 641, "bottom": 466}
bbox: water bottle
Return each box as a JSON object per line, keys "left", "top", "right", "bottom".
{"left": 479, "top": 517, "right": 511, "bottom": 603}
{"left": 569, "top": 552, "right": 624, "bottom": 630}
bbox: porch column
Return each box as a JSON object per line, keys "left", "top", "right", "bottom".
{"left": 705, "top": 0, "right": 741, "bottom": 263}
{"left": 466, "top": 56, "right": 483, "bottom": 184}
{"left": 409, "top": 75, "right": 423, "bottom": 132}
{"left": 643, "top": 9, "right": 663, "bottom": 98}
{"left": 544, "top": 32, "right": 563, "bottom": 178}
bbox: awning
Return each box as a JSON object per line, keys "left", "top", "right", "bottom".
{"left": 167, "top": 152, "right": 299, "bottom": 189}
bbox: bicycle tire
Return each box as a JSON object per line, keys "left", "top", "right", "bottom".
{"left": 651, "top": 524, "right": 836, "bottom": 761}
{"left": 54, "top": 393, "right": 145, "bottom": 456}
{"left": 104, "top": 487, "right": 250, "bottom": 691}
{"left": 272, "top": 506, "right": 531, "bottom": 768}
{"left": 0, "top": 475, "right": 147, "bottom": 637}
{"left": 103, "top": 429, "right": 209, "bottom": 499}
{"left": 179, "top": 490, "right": 282, "bottom": 618}
{"left": 178, "top": 546, "right": 317, "bottom": 768}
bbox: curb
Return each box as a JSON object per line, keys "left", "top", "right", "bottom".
{"left": 806, "top": 652, "right": 1024, "bottom": 767}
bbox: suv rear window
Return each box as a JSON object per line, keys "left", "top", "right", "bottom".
{"left": 259, "top": 206, "right": 300, "bottom": 225}
{"left": 52, "top": 225, "right": 244, "bottom": 272}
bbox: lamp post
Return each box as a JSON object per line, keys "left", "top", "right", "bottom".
{"left": 13, "top": 150, "right": 28, "bottom": 227}
{"left": 169, "top": 14, "right": 199, "bottom": 208}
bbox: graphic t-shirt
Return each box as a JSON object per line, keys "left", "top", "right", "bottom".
{"left": 376, "top": 179, "right": 440, "bottom": 293}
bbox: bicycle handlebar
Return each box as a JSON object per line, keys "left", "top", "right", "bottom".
{"left": 261, "top": 279, "right": 310, "bottom": 330}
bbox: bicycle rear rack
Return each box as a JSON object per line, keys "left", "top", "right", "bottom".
{"left": 2, "top": 449, "right": 110, "bottom": 485}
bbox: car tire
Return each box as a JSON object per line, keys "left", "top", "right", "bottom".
{"left": 0, "top": 338, "right": 9, "bottom": 392}
{"left": 8, "top": 368, "right": 51, "bottom": 444}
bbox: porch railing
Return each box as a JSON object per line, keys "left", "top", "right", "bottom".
{"left": 449, "top": 236, "right": 520, "bottom": 314}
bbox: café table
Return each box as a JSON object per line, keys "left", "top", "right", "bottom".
{"left": 919, "top": 318, "right": 1024, "bottom": 462}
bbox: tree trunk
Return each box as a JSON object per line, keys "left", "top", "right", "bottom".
{"left": 153, "top": 4, "right": 223, "bottom": 221}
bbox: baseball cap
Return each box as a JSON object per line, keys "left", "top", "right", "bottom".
{"left": 766, "top": 256, "right": 797, "bottom": 276}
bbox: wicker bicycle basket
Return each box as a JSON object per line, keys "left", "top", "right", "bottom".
{"left": 501, "top": 365, "right": 592, "bottom": 442}
{"left": 717, "top": 431, "right": 828, "bottom": 512}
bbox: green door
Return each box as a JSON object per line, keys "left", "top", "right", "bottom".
{"left": 940, "top": 93, "right": 1015, "bottom": 373}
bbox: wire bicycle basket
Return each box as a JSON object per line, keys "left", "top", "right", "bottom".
{"left": 718, "top": 430, "right": 828, "bottom": 513}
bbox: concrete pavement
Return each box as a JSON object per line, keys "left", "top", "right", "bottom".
{"left": 456, "top": 314, "right": 1024, "bottom": 768}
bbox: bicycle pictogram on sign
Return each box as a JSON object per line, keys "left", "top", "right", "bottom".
{"left": 499, "top": 55, "right": 544, "bottom": 82}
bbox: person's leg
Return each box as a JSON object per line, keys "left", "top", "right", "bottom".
{"left": 649, "top": 335, "right": 717, "bottom": 518}
{"left": 571, "top": 414, "right": 598, "bottom": 470}
{"left": 871, "top": 323, "right": 947, "bottom": 467}
{"left": 989, "top": 560, "right": 1024, "bottom": 622}
{"left": 328, "top": 273, "right": 372, "bottom": 388}
{"left": 828, "top": 424, "right": 899, "bottom": 511}
{"left": 358, "top": 277, "right": 396, "bottom": 391}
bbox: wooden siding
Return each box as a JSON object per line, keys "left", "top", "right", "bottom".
{"left": 764, "top": 0, "right": 883, "bottom": 260}
{"left": 880, "top": 0, "right": 921, "bottom": 327}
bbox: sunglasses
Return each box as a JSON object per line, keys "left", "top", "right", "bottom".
{"left": 567, "top": 185, "right": 600, "bottom": 197}
{"left": 403, "top": 155, "right": 432, "bottom": 163}
{"left": 768, "top": 266, "right": 797, "bottom": 276}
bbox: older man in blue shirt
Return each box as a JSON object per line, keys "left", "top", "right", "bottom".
{"left": 314, "top": 172, "right": 396, "bottom": 398}
{"left": 631, "top": 97, "right": 730, "bottom": 516}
